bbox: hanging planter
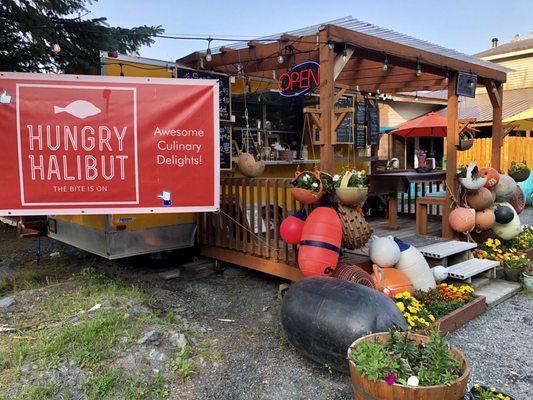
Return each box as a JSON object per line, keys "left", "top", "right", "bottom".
{"left": 290, "top": 170, "right": 323, "bottom": 204}
{"left": 508, "top": 160, "right": 530, "bottom": 182}
{"left": 334, "top": 170, "right": 369, "bottom": 207}
{"left": 237, "top": 152, "right": 265, "bottom": 178}
{"left": 456, "top": 130, "right": 474, "bottom": 151}
{"left": 457, "top": 163, "right": 487, "bottom": 190}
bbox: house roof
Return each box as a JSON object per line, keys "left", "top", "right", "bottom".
{"left": 439, "top": 87, "right": 533, "bottom": 123}
{"left": 204, "top": 16, "right": 507, "bottom": 76}
{"left": 475, "top": 37, "right": 533, "bottom": 58}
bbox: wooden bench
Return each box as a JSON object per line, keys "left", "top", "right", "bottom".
{"left": 416, "top": 196, "right": 446, "bottom": 234}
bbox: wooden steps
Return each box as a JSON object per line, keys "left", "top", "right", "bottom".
{"left": 445, "top": 258, "right": 499, "bottom": 282}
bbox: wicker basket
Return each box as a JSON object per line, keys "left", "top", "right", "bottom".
{"left": 337, "top": 205, "right": 373, "bottom": 250}
{"left": 333, "top": 262, "right": 375, "bottom": 289}
{"left": 278, "top": 144, "right": 293, "bottom": 161}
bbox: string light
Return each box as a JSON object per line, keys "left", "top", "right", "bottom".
{"left": 416, "top": 58, "right": 422, "bottom": 77}
{"left": 382, "top": 53, "right": 389, "bottom": 71}
{"left": 277, "top": 53, "right": 284, "bottom": 64}
{"left": 444, "top": 67, "right": 449, "bottom": 85}
{"left": 414, "top": 92, "right": 419, "bottom": 101}
{"left": 342, "top": 42, "right": 348, "bottom": 62}
{"left": 205, "top": 37, "right": 212, "bottom": 62}
{"left": 52, "top": 43, "right": 61, "bottom": 53}
{"left": 130, "top": 47, "right": 138, "bottom": 57}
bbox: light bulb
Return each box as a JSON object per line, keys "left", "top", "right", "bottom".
{"left": 414, "top": 93, "right": 419, "bottom": 101}
{"left": 382, "top": 63, "right": 388, "bottom": 71}
{"left": 53, "top": 43, "right": 61, "bottom": 53}
{"left": 277, "top": 54, "right": 284, "bottom": 64}
{"left": 416, "top": 64, "right": 422, "bottom": 77}
{"left": 342, "top": 54, "right": 347, "bottom": 62}
{"left": 444, "top": 76, "right": 449, "bottom": 85}
{"left": 205, "top": 49, "right": 212, "bottom": 62}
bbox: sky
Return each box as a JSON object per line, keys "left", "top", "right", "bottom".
{"left": 88, "top": 0, "right": 533, "bottom": 62}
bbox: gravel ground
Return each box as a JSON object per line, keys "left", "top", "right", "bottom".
{"left": 1, "top": 210, "right": 532, "bottom": 399}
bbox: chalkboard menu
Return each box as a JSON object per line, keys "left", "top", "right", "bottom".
{"left": 335, "top": 95, "right": 354, "bottom": 143}
{"left": 176, "top": 68, "right": 231, "bottom": 121}
{"left": 355, "top": 126, "right": 366, "bottom": 149}
{"left": 366, "top": 102, "right": 380, "bottom": 145}
{"left": 219, "top": 125, "right": 232, "bottom": 170}
{"left": 355, "top": 101, "right": 366, "bottom": 125}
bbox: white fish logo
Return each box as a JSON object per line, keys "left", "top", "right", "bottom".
{"left": 53, "top": 100, "right": 101, "bottom": 119}
{"left": 0, "top": 90, "right": 12, "bottom": 104}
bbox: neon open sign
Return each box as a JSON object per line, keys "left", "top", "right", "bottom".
{"left": 278, "top": 61, "right": 320, "bottom": 97}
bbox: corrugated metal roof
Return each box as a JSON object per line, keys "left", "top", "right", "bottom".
{"left": 439, "top": 87, "right": 533, "bottom": 122}
{"left": 212, "top": 16, "right": 507, "bottom": 74}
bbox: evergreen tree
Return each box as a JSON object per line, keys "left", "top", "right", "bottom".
{"left": 0, "top": 0, "right": 163, "bottom": 73}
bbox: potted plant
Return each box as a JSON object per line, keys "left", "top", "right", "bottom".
{"left": 347, "top": 329, "right": 470, "bottom": 400}
{"left": 334, "top": 169, "right": 368, "bottom": 207}
{"left": 457, "top": 163, "right": 487, "bottom": 190}
{"left": 470, "top": 383, "right": 513, "bottom": 400}
{"left": 290, "top": 170, "right": 323, "bottom": 204}
{"left": 503, "top": 253, "right": 529, "bottom": 282}
{"left": 457, "top": 131, "right": 474, "bottom": 151}
{"left": 508, "top": 161, "right": 530, "bottom": 183}
{"left": 522, "top": 264, "right": 533, "bottom": 292}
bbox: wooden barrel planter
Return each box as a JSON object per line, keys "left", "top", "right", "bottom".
{"left": 348, "top": 332, "right": 471, "bottom": 400}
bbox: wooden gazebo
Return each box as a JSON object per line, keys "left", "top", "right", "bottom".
{"left": 178, "top": 18, "right": 507, "bottom": 281}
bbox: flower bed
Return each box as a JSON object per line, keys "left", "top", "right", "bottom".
{"left": 470, "top": 383, "right": 514, "bottom": 400}
{"left": 394, "top": 284, "right": 485, "bottom": 335}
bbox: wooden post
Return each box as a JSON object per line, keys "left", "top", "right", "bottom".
{"left": 318, "top": 28, "right": 335, "bottom": 173}
{"left": 443, "top": 73, "right": 458, "bottom": 238}
{"left": 490, "top": 84, "right": 504, "bottom": 170}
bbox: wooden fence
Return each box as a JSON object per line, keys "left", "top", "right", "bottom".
{"left": 457, "top": 137, "right": 533, "bottom": 171}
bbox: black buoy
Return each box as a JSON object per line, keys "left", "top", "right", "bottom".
{"left": 494, "top": 204, "right": 514, "bottom": 224}
{"left": 281, "top": 276, "right": 407, "bottom": 373}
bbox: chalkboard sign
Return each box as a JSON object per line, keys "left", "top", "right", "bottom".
{"left": 176, "top": 68, "right": 231, "bottom": 121}
{"left": 219, "top": 125, "right": 232, "bottom": 170}
{"left": 335, "top": 95, "right": 354, "bottom": 143}
{"left": 355, "top": 126, "right": 366, "bottom": 149}
{"left": 355, "top": 101, "right": 366, "bottom": 125}
{"left": 366, "top": 101, "right": 380, "bottom": 145}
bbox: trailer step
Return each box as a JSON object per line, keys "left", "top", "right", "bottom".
{"left": 446, "top": 258, "right": 499, "bottom": 282}
{"left": 419, "top": 240, "right": 477, "bottom": 259}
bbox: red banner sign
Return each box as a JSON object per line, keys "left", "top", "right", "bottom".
{"left": 0, "top": 73, "right": 219, "bottom": 215}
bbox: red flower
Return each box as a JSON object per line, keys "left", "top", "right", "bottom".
{"left": 384, "top": 373, "right": 396, "bottom": 386}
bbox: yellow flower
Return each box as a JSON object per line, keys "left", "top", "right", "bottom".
{"left": 474, "top": 384, "right": 480, "bottom": 389}
{"left": 494, "top": 239, "right": 501, "bottom": 246}
{"left": 429, "top": 315, "right": 436, "bottom": 322}
{"left": 396, "top": 302, "right": 405, "bottom": 312}
{"left": 490, "top": 387, "right": 496, "bottom": 392}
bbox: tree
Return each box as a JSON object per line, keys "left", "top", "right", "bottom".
{"left": 0, "top": 0, "right": 163, "bottom": 73}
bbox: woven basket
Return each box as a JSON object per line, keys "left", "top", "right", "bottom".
{"left": 337, "top": 205, "right": 373, "bottom": 250}
{"left": 333, "top": 262, "right": 375, "bottom": 289}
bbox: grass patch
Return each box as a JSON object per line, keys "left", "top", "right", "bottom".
{"left": 165, "top": 346, "right": 195, "bottom": 378}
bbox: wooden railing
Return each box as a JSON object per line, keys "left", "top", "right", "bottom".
{"left": 398, "top": 180, "right": 446, "bottom": 217}
{"left": 197, "top": 177, "right": 302, "bottom": 275}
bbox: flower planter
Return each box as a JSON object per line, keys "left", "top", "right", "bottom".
{"left": 523, "top": 273, "right": 533, "bottom": 292}
{"left": 459, "top": 176, "right": 487, "bottom": 190}
{"left": 503, "top": 267, "right": 523, "bottom": 282}
{"left": 419, "top": 295, "right": 486, "bottom": 336}
{"left": 291, "top": 171, "right": 323, "bottom": 204}
{"left": 457, "top": 139, "right": 474, "bottom": 151}
{"left": 348, "top": 332, "right": 471, "bottom": 400}
{"left": 335, "top": 187, "right": 368, "bottom": 207}
{"left": 508, "top": 169, "right": 530, "bottom": 183}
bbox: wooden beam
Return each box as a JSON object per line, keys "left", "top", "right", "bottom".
{"left": 443, "top": 73, "right": 459, "bottom": 238}
{"left": 333, "top": 48, "right": 354, "bottom": 81}
{"left": 485, "top": 81, "right": 502, "bottom": 109}
{"left": 491, "top": 85, "right": 504, "bottom": 170}
{"left": 326, "top": 24, "right": 507, "bottom": 83}
{"left": 319, "top": 28, "right": 335, "bottom": 173}
{"left": 334, "top": 86, "right": 348, "bottom": 103}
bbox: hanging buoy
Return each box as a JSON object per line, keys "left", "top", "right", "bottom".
{"left": 298, "top": 207, "right": 342, "bottom": 277}
{"left": 494, "top": 174, "right": 517, "bottom": 202}
{"left": 280, "top": 210, "right": 307, "bottom": 245}
{"left": 475, "top": 209, "right": 496, "bottom": 232}
{"left": 449, "top": 207, "right": 476, "bottom": 234}
{"left": 494, "top": 204, "right": 515, "bottom": 224}
{"left": 479, "top": 167, "right": 500, "bottom": 189}
{"left": 493, "top": 202, "right": 522, "bottom": 240}
{"left": 509, "top": 185, "right": 525, "bottom": 214}
{"left": 466, "top": 187, "right": 493, "bottom": 210}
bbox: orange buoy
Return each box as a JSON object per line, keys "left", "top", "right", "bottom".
{"left": 298, "top": 207, "right": 342, "bottom": 277}
{"left": 466, "top": 187, "right": 493, "bottom": 210}
{"left": 370, "top": 265, "right": 414, "bottom": 298}
{"left": 480, "top": 167, "right": 500, "bottom": 189}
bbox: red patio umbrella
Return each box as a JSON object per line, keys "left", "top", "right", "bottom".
{"left": 390, "top": 112, "right": 447, "bottom": 138}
